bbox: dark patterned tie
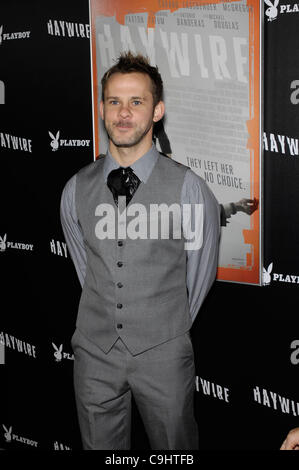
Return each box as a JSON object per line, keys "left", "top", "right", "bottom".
{"left": 107, "top": 167, "right": 141, "bottom": 207}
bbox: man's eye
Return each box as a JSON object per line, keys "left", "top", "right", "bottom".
{"left": 132, "top": 100, "right": 142, "bottom": 105}
{"left": 109, "top": 100, "right": 119, "bottom": 105}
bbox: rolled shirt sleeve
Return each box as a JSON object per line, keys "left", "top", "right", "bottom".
{"left": 181, "top": 169, "right": 221, "bottom": 323}
{"left": 60, "top": 174, "right": 87, "bottom": 288}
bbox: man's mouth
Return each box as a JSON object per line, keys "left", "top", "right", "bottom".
{"left": 115, "top": 122, "right": 133, "bottom": 129}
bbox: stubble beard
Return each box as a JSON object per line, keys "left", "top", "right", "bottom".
{"left": 105, "top": 118, "right": 154, "bottom": 149}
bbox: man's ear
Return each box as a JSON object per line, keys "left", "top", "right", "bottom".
{"left": 153, "top": 101, "right": 165, "bottom": 123}
{"left": 100, "top": 101, "right": 104, "bottom": 120}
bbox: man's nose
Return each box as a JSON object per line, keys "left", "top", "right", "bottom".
{"left": 119, "top": 104, "right": 132, "bottom": 118}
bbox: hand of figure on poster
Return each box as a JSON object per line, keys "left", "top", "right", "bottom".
{"left": 220, "top": 198, "right": 259, "bottom": 227}
{"left": 280, "top": 427, "right": 299, "bottom": 450}
{"left": 234, "top": 198, "right": 259, "bottom": 215}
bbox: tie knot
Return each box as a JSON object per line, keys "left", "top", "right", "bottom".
{"left": 121, "top": 167, "right": 134, "bottom": 186}
{"left": 107, "top": 166, "right": 134, "bottom": 188}
{"left": 121, "top": 166, "right": 133, "bottom": 174}
{"left": 107, "top": 166, "right": 141, "bottom": 207}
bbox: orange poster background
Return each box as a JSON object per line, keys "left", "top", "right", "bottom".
{"left": 89, "top": 0, "right": 262, "bottom": 285}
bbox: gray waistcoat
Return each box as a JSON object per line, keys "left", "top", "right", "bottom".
{"left": 75, "top": 153, "right": 192, "bottom": 355}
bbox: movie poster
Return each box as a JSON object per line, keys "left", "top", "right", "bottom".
{"left": 89, "top": 0, "right": 262, "bottom": 284}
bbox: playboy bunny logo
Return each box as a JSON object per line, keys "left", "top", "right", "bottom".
{"left": 3, "top": 425, "right": 12, "bottom": 443}
{"left": 264, "top": 0, "right": 279, "bottom": 21}
{"left": 0, "top": 234, "right": 7, "bottom": 252}
{"left": 0, "top": 26, "right": 3, "bottom": 45}
{"left": 52, "top": 343, "right": 63, "bottom": 362}
{"left": 263, "top": 262, "right": 273, "bottom": 285}
{"left": 49, "top": 130, "right": 60, "bottom": 151}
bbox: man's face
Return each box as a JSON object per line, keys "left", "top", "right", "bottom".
{"left": 100, "top": 72, "right": 163, "bottom": 149}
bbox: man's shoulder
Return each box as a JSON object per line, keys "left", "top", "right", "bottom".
{"left": 76, "top": 154, "right": 106, "bottom": 178}
{"left": 158, "top": 153, "right": 207, "bottom": 187}
{"left": 61, "top": 155, "right": 106, "bottom": 198}
{"left": 158, "top": 152, "right": 190, "bottom": 173}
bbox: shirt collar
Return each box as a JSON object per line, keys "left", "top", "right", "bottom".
{"left": 103, "top": 144, "right": 159, "bottom": 183}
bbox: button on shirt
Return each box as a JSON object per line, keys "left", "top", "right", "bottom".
{"left": 60, "top": 145, "right": 220, "bottom": 323}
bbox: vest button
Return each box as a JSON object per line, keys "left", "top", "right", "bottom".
{"left": 117, "top": 282, "right": 123, "bottom": 288}
{"left": 117, "top": 303, "right": 123, "bottom": 309}
{"left": 117, "top": 323, "right": 123, "bottom": 329}
{"left": 117, "top": 261, "right": 123, "bottom": 267}
{"left": 117, "top": 240, "right": 123, "bottom": 246}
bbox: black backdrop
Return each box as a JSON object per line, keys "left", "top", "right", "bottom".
{"left": 1, "top": 0, "right": 299, "bottom": 452}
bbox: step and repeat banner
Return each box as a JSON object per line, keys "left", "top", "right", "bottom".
{"left": 263, "top": 1, "right": 299, "bottom": 285}
{"left": 1, "top": 0, "right": 299, "bottom": 452}
{"left": 0, "top": 0, "right": 92, "bottom": 451}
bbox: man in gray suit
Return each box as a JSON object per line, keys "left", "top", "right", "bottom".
{"left": 60, "top": 52, "right": 220, "bottom": 450}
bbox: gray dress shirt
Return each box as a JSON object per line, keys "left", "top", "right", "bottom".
{"left": 60, "top": 145, "right": 220, "bottom": 323}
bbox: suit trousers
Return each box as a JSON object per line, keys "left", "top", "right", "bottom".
{"left": 71, "top": 328, "right": 199, "bottom": 450}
